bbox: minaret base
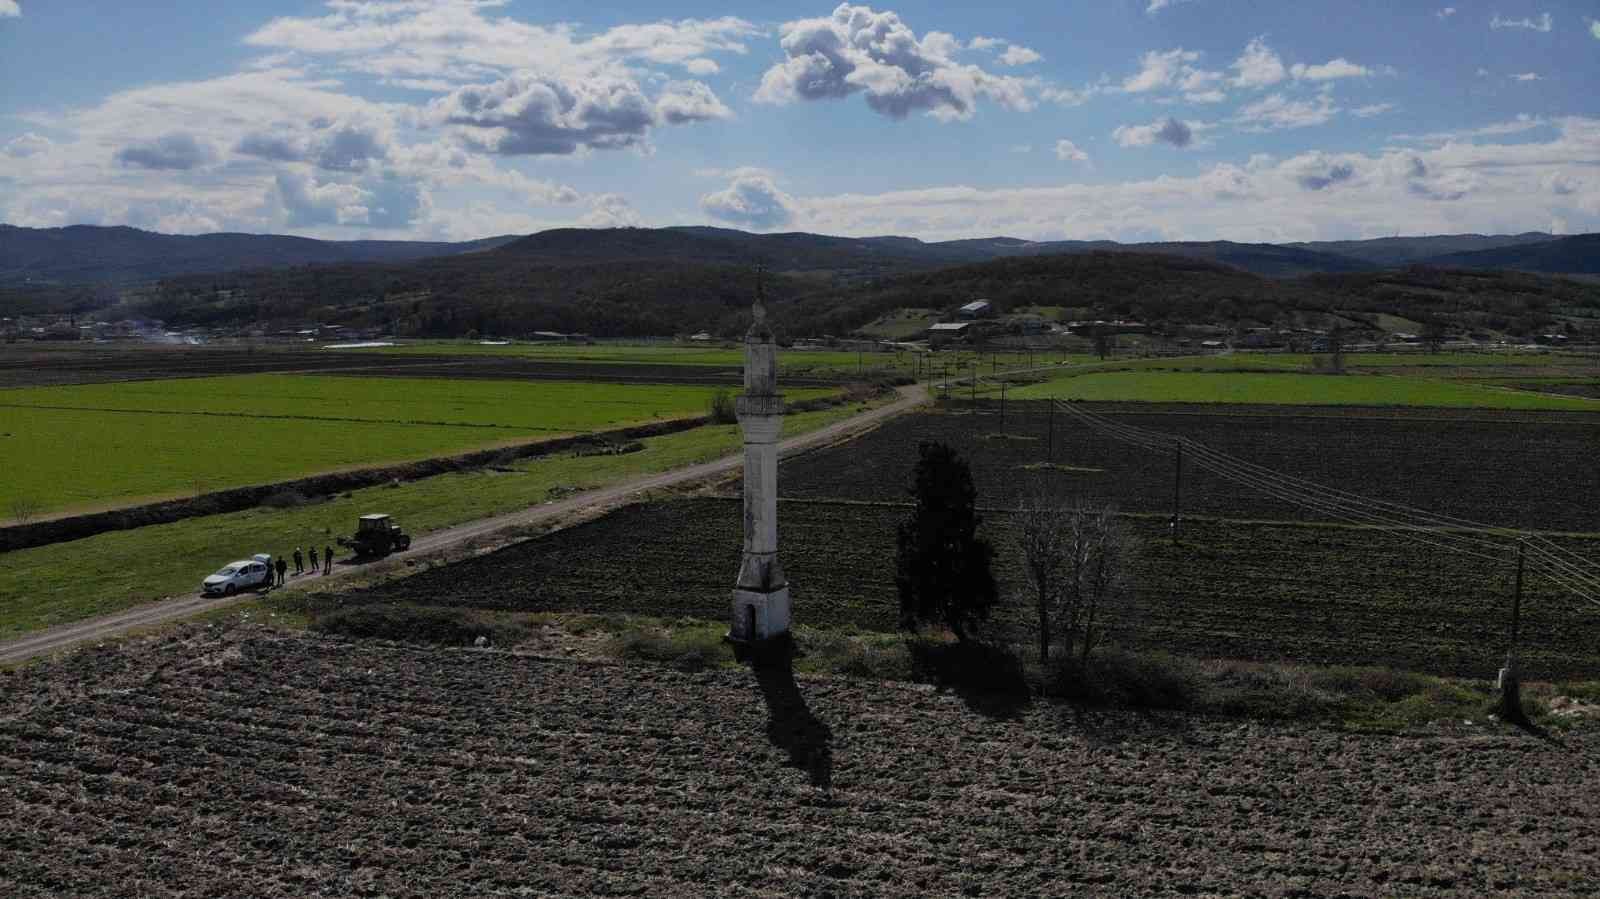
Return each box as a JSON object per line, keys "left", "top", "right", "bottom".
{"left": 728, "top": 585, "right": 791, "bottom": 643}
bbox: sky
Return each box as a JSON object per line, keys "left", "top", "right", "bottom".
{"left": 1, "top": 0, "right": 1598, "bottom": 244}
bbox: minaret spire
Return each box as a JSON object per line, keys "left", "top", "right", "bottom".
{"left": 730, "top": 264, "right": 789, "bottom": 643}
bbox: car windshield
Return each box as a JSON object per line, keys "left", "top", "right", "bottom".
{"left": 215, "top": 566, "right": 238, "bottom": 576}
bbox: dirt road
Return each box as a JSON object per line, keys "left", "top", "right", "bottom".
{"left": 0, "top": 385, "right": 928, "bottom": 665}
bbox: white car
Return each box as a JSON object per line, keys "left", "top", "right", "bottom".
{"left": 202, "top": 554, "right": 273, "bottom": 596}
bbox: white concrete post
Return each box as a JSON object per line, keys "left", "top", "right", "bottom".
{"left": 730, "top": 288, "right": 790, "bottom": 642}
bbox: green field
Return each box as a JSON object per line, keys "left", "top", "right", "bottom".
{"left": 0, "top": 400, "right": 878, "bottom": 640}
{"left": 1, "top": 374, "right": 831, "bottom": 515}
{"left": 1007, "top": 370, "right": 1600, "bottom": 410}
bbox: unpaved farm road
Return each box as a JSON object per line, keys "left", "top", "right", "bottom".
{"left": 0, "top": 385, "right": 927, "bottom": 665}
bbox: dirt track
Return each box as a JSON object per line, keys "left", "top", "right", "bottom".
{"left": 0, "top": 385, "right": 927, "bottom": 665}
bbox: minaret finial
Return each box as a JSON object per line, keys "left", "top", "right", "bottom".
{"left": 753, "top": 264, "right": 767, "bottom": 326}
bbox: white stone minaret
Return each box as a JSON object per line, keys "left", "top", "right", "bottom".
{"left": 729, "top": 273, "right": 790, "bottom": 642}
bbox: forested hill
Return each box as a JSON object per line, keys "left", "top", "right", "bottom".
{"left": 0, "top": 225, "right": 517, "bottom": 285}
{"left": 7, "top": 223, "right": 1599, "bottom": 289}
{"left": 126, "top": 249, "right": 1600, "bottom": 340}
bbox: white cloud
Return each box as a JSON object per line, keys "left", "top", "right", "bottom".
{"left": 1145, "top": 0, "right": 1194, "bottom": 13}
{"left": 755, "top": 4, "right": 1033, "bottom": 121}
{"left": 1351, "top": 103, "right": 1395, "bottom": 118}
{"left": 1009, "top": 144, "right": 1032, "bottom": 153}
{"left": 579, "top": 193, "right": 644, "bottom": 228}
{"left": 0, "top": 0, "right": 17, "bottom": 18}
{"left": 782, "top": 117, "right": 1600, "bottom": 242}
{"left": 699, "top": 171, "right": 798, "bottom": 229}
{"left": 1590, "top": 18, "right": 1600, "bottom": 39}
{"left": 1290, "top": 58, "right": 1372, "bottom": 81}
{"left": 1230, "top": 37, "right": 1287, "bottom": 88}
{"left": 1390, "top": 114, "right": 1546, "bottom": 143}
{"left": 1490, "top": 12, "right": 1553, "bottom": 32}
{"left": 654, "top": 80, "right": 733, "bottom": 124}
{"left": 428, "top": 72, "right": 710, "bottom": 155}
{"left": 1112, "top": 116, "right": 1201, "bottom": 148}
{"left": 967, "top": 36, "right": 1003, "bottom": 51}
{"left": 1511, "top": 72, "right": 1542, "bottom": 82}
{"left": 1437, "top": 7, "right": 1456, "bottom": 18}
{"left": 998, "top": 45, "right": 1042, "bottom": 66}
{"left": 683, "top": 58, "right": 720, "bottom": 76}
{"left": 1235, "top": 93, "right": 1338, "bottom": 131}
{"left": 115, "top": 133, "right": 216, "bottom": 170}
{"left": 2, "top": 133, "right": 50, "bottom": 157}
{"left": 245, "top": 3, "right": 759, "bottom": 81}
{"left": 1122, "top": 48, "right": 1201, "bottom": 93}
{"left": 1054, "top": 139, "right": 1089, "bottom": 162}
{"left": 274, "top": 169, "right": 376, "bottom": 227}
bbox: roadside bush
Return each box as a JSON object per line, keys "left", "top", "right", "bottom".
{"left": 707, "top": 390, "right": 737, "bottom": 424}
{"left": 1197, "top": 661, "right": 1338, "bottom": 720}
{"left": 614, "top": 624, "right": 734, "bottom": 672}
{"left": 312, "top": 602, "right": 528, "bottom": 647}
{"left": 907, "top": 637, "right": 1028, "bottom": 696}
{"left": 1045, "top": 648, "right": 1201, "bottom": 710}
{"left": 260, "top": 490, "right": 309, "bottom": 509}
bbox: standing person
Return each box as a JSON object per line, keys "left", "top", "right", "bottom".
{"left": 323, "top": 544, "right": 334, "bottom": 576}
{"left": 275, "top": 555, "right": 288, "bottom": 587}
{"left": 309, "top": 545, "right": 319, "bottom": 573}
{"left": 293, "top": 547, "right": 304, "bottom": 575}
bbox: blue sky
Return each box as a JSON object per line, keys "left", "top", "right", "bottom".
{"left": 1, "top": 0, "right": 1597, "bottom": 242}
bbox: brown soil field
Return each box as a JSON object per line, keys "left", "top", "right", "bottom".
{"left": 2, "top": 627, "right": 1595, "bottom": 898}
{"left": 780, "top": 403, "right": 1600, "bottom": 533}
{"left": 339, "top": 497, "right": 1600, "bottom": 680}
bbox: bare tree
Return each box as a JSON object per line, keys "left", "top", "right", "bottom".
{"left": 1061, "top": 502, "right": 1133, "bottom": 664}
{"left": 1016, "top": 483, "right": 1070, "bottom": 664}
{"left": 9, "top": 496, "right": 41, "bottom": 526}
{"left": 1018, "top": 490, "right": 1135, "bottom": 665}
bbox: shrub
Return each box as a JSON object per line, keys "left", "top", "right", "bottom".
{"left": 260, "top": 490, "right": 308, "bottom": 509}
{"left": 613, "top": 624, "right": 734, "bottom": 671}
{"left": 907, "top": 637, "right": 1028, "bottom": 696}
{"left": 895, "top": 442, "right": 998, "bottom": 642}
{"left": 707, "top": 389, "right": 737, "bottom": 424}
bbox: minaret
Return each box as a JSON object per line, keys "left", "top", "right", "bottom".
{"left": 730, "top": 270, "right": 791, "bottom": 642}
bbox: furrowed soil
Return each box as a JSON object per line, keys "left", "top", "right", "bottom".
{"left": 337, "top": 496, "right": 1600, "bottom": 679}
{"left": 2, "top": 627, "right": 1595, "bottom": 898}
{"left": 780, "top": 402, "right": 1600, "bottom": 532}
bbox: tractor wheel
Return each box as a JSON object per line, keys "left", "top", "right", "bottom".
{"left": 397, "top": 536, "right": 411, "bottom": 551}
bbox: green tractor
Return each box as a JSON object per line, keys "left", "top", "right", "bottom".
{"left": 337, "top": 514, "right": 412, "bottom": 559}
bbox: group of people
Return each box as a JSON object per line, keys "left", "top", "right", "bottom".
{"left": 271, "top": 544, "right": 336, "bottom": 587}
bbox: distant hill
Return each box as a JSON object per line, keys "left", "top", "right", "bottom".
{"left": 1416, "top": 234, "right": 1600, "bottom": 275}
{"left": 0, "top": 224, "right": 517, "bottom": 285}
{"left": 118, "top": 246, "right": 1600, "bottom": 342}
{"left": 1288, "top": 233, "right": 1555, "bottom": 266}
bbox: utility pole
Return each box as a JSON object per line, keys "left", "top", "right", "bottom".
{"left": 1046, "top": 399, "right": 1054, "bottom": 461}
{"left": 1499, "top": 540, "right": 1527, "bottom": 722}
{"left": 1510, "top": 540, "right": 1525, "bottom": 652}
{"left": 1170, "top": 440, "right": 1183, "bottom": 545}
{"left": 999, "top": 382, "right": 1007, "bottom": 434}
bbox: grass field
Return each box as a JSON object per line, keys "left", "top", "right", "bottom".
{"left": 1, "top": 374, "right": 832, "bottom": 515}
{"left": 0, "top": 400, "right": 875, "bottom": 640}
{"left": 1006, "top": 370, "right": 1600, "bottom": 409}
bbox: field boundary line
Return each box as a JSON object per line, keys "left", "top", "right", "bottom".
{"left": 0, "top": 384, "right": 928, "bottom": 665}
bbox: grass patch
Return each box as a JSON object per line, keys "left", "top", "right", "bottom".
{"left": 1008, "top": 370, "right": 1600, "bottom": 410}
{"left": 0, "top": 400, "right": 873, "bottom": 640}
{"left": 610, "top": 618, "right": 737, "bottom": 672}
{"left": 1019, "top": 462, "right": 1104, "bottom": 473}
{"left": 1, "top": 373, "right": 836, "bottom": 515}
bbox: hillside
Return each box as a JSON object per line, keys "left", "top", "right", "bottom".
{"left": 0, "top": 225, "right": 517, "bottom": 285}
{"left": 1288, "top": 232, "right": 1554, "bottom": 266}
{"left": 1419, "top": 234, "right": 1600, "bottom": 275}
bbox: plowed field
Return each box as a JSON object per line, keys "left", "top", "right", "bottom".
{"left": 2, "top": 628, "right": 1595, "bottom": 898}
{"left": 779, "top": 403, "right": 1600, "bottom": 533}
{"left": 341, "top": 497, "right": 1600, "bottom": 679}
